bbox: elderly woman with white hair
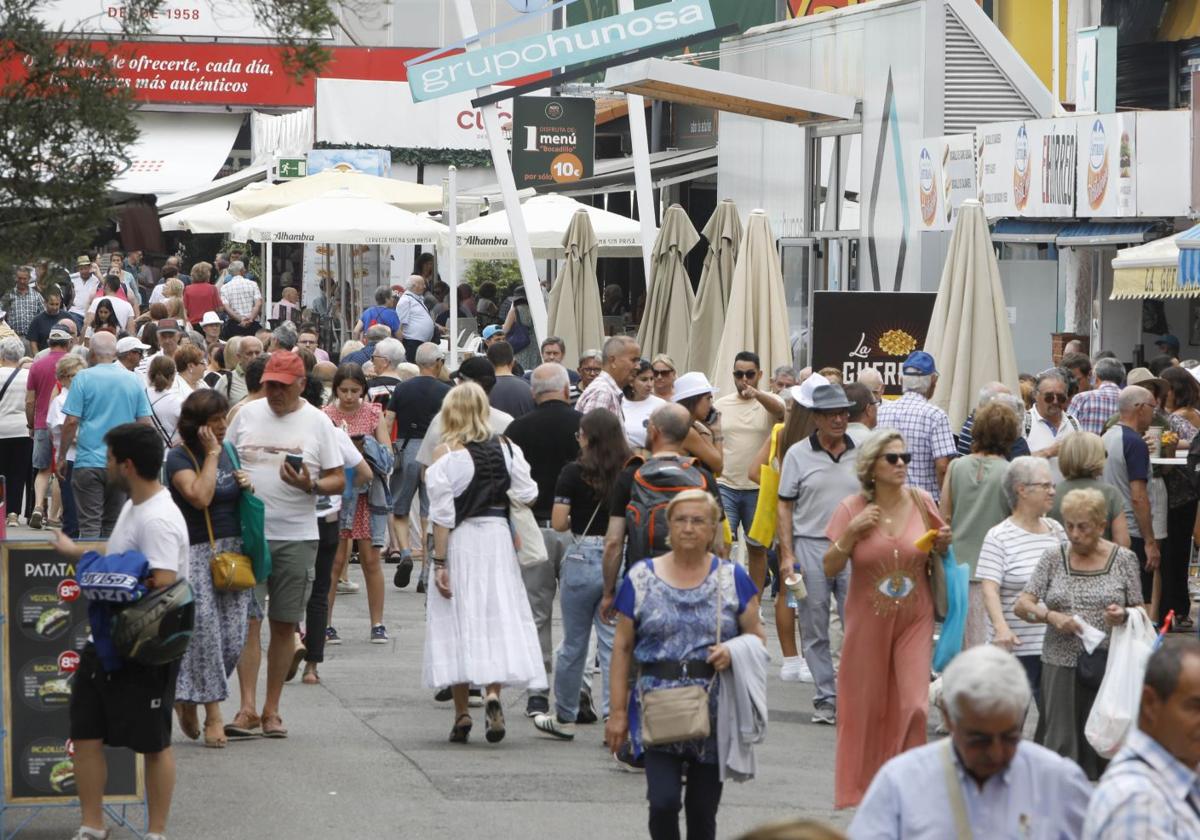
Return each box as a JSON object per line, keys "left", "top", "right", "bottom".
{"left": 1015, "top": 488, "right": 1145, "bottom": 780}
{"left": 850, "top": 645, "right": 1092, "bottom": 838}
{"left": 0, "top": 336, "right": 30, "bottom": 527}
{"left": 975, "top": 456, "right": 1065, "bottom": 711}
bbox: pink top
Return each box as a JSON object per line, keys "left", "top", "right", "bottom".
{"left": 27, "top": 350, "right": 66, "bottom": 429}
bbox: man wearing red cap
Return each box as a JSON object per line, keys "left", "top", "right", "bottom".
{"left": 224, "top": 351, "right": 344, "bottom": 737}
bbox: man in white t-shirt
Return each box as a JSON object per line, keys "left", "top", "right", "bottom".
{"left": 52, "top": 423, "right": 189, "bottom": 840}
{"left": 225, "top": 351, "right": 344, "bottom": 738}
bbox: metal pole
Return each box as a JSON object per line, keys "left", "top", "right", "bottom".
{"left": 448, "top": 165, "right": 459, "bottom": 369}
{"left": 451, "top": 0, "right": 549, "bottom": 344}
{"left": 618, "top": 0, "right": 657, "bottom": 285}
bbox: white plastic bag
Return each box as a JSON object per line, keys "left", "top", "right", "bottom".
{"left": 1085, "top": 607, "right": 1157, "bottom": 758}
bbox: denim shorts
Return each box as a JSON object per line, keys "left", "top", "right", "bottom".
{"left": 31, "top": 428, "right": 53, "bottom": 470}
{"left": 370, "top": 511, "right": 388, "bottom": 548}
{"left": 719, "top": 485, "right": 763, "bottom": 547}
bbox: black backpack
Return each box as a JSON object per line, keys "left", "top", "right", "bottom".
{"left": 624, "top": 455, "right": 711, "bottom": 565}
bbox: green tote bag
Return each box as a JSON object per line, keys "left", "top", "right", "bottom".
{"left": 224, "top": 442, "right": 271, "bottom": 582}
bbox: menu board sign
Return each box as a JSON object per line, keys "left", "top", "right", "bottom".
{"left": 810, "top": 291, "right": 938, "bottom": 396}
{"left": 3, "top": 543, "right": 142, "bottom": 804}
{"left": 511, "top": 96, "right": 596, "bottom": 187}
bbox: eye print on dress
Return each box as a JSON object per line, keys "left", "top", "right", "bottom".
{"left": 870, "top": 550, "right": 919, "bottom": 615}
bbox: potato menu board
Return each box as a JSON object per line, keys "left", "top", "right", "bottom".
{"left": 3, "top": 543, "right": 142, "bottom": 804}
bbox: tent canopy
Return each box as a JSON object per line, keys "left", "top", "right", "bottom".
{"left": 1111, "top": 233, "right": 1198, "bottom": 300}
{"left": 160, "top": 182, "right": 272, "bottom": 234}
{"left": 450, "top": 194, "right": 647, "bottom": 260}
{"left": 229, "top": 189, "right": 446, "bottom": 245}
{"left": 228, "top": 170, "right": 443, "bottom": 220}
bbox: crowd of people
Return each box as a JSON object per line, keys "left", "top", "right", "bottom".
{"left": 4, "top": 250, "right": 1200, "bottom": 839}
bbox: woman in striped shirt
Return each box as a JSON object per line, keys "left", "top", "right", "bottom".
{"left": 976, "top": 456, "right": 1065, "bottom": 712}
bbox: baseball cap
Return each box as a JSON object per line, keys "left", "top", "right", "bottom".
{"left": 116, "top": 336, "right": 149, "bottom": 354}
{"left": 200, "top": 311, "right": 222, "bottom": 327}
{"left": 155, "top": 318, "right": 181, "bottom": 333}
{"left": 76, "top": 255, "right": 90, "bottom": 267}
{"left": 901, "top": 351, "right": 937, "bottom": 376}
{"left": 261, "top": 350, "right": 306, "bottom": 385}
{"left": 1155, "top": 334, "right": 1181, "bottom": 355}
{"left": 672, "top": 372, "right": 718, "bottom": 403}
{"left": 47, "top": 328, "right": 72, "bottom": 342}
{"left": 482, "top": 325, "right": 505, "bottom": 340}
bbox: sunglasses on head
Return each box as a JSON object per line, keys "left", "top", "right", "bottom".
{"left": 882, "top": 452, "right": 913, "bottom": 465}
{"left": 732, "top": 370, "right": 757, "bottom": 379}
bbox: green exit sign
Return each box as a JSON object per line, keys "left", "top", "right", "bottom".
{"left": 277, "top": 158, "right": 307, "bottom": 179}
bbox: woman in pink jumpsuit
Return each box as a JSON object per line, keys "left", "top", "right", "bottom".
{"left": 824, "top": 429, "right": 950, "bottom": 808}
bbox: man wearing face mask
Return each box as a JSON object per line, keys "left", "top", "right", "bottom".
{"left": 850, "top": 645, "right": 1091, "bottom": 839}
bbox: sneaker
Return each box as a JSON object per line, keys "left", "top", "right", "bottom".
{"left": 416, "top": 578, "right": 426, "bottom": 594}
{"left": 434, "top": 687, "right": 452, "bottom": 702}
{"left": 533, "top": 712, "right": 576, "bottom": 740}
{"left": 812, "top": 706, "right": 836, "bottom": 726}
{"left": 350, "top": 551, "right": 360, "bottom": 564}
{"left": 370, "top": 625, "right": 389, "bottom": 644}
{"left": 525, "top": 694, "right": 550, "bottom": 717}
{"left": 576, "top": 692, "right": 598, "bottom": 724}
{"left": 146, "top": 835, "right": 166, "bottom": 840}
{"left": 29, "top": 510, "right": 42, "bottom": 530}
{"left": 72, "top": 828, "right": 109, "bottom": 840}
{"left": 468, "top": 688, "right": 483, "bottom": 708}
{"left": 613, "top": 742, "right": 645, "bottom": 772}
{"left": 325, "top": 627, "right": 341, "bottom": 646}
{"left": 780, "top": 656, "right": 814, "bottom": 684}
{"left": 336, "top": 579, "right": 360, "bottom": 594}
{"left": 393, "top": 553, "right": 414, "bottom": 589}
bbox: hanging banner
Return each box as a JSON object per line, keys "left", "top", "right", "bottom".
{"left": 975, "top": 120, "right": 1021, "bottom": 219}
{"left": 975, "top": 118, "right": 1078, "bottom": 218}
{"left": 3, "top": 543, "right": 142, "bottom": 805}
{"left": 1077, "top": 113, "right": 1136, "bottom": 218}
{"left": 914, "top": 134, "right": 975, "bottom": 231}
{"left": 1026, "top": 119, "right": 1076, "bottom": 217}
{"left": 810, "top": 291, "right": 938, "bottom": 396}
{"left": 511, "top": 95, "right": 596, "bottom": 187}
{"left": 408, "top": 0, "right": 715, "bottom": 102}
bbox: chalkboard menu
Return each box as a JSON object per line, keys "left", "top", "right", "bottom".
{"left": 3, "top": 542, "right": 142, "bottom": 804}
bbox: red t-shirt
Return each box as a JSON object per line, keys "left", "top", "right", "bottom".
{"left": 184, "top": 284, "right": 222, "bottom": 325}
{"left": 27, "top": 350, "right": 66, "bottom": 429}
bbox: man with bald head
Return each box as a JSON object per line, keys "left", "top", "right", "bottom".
{"left": 58, "top": 331, "right": 153, "bottom": 538}
{"left": 1103, "top": 385, "right": 1160, "bottom": 601}
{"left": 854, "top": 367, "right": 884, "bottom": 404}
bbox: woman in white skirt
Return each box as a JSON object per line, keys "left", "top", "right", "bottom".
{"left": 425, "top": 382, "right": 547, "bottom": 743}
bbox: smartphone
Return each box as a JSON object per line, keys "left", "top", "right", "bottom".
{"left": 704, "top": 407, "right": 718, "bottom": 426}
{"left": 284, "top": 453, "right": 304, "bottom": 472}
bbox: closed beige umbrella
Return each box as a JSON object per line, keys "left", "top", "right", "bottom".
{"left": 687, "top": 199, "right": 742, "bottom": 373}
{"left": 924, "top": 199, "right": 1020, "bottom": 429}
{"left": 710, "top": 210, "right": 791, "bottom": 397}
{"left": 637, "top": 204, "right": 700, "bottom": 365}
{"left": 548, "top": 209, "right": 604, "bottom": 366}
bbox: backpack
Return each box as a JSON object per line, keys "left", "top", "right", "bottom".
{"left": 625, "top": 455, "right": 711, "bottom": 565}
{"left": 508, "top": 302, "right": 532, "bottom": 353}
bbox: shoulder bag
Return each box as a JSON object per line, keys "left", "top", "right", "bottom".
{"left": 183, "top": 446, "right": 255, "bottom": 592}
{"left": 502, "top": 438, "right": 548, "bottom": 568}
{"left": 910, "top": 487, "right": 949, "bottom": 620}
{"left": 747, "top": 424, "right": 784, "bottom": 546}
{"left": 222, "top": 442, "right": 271, "bottom": 582}
{"left": 639, "top": 562, "right": 725, "bottom": 746}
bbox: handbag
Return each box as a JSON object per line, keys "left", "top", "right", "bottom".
{"left": 639, "top": 563, "right": 724, "bottom": 746}
{"left": 183, "top": 446, "right": 255, "bottom": 592}
{"left": 501, "top": 438, "right": 549, "bottom": 568}
{"left": 223, "top": 442, "right": 271, "bottom": 582}
{"left": 910, "top": 488, "right": 949, "bottom": 621}
{"left": 747, "top": 424, "right": 783, "bottom": 546}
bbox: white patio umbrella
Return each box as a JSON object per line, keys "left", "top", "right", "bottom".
{"left": 687, "top": 199, "right": 742, "bottom": 373}
{"left": 228, "top": 170, "right": 443, "bottom": 220}
{"left": 229, "top": 189, "right": 447, "bottom": 245}
{"left": 709, "top": 210, "right": 791, "bottom": 397}
{"left": 159, "top": 182, "right": 271, "bottom": 234}
{"left": 450, "top": 194, "right": 646, "bottom": 259}
{"left": 548, "top": 209, "right": 605, "bottom": 366}
{"left": 924, "top": 199, "right": 1020, "bottom": 429}
{"left": 637, "top": 205, "right": 699, "bottom": 367}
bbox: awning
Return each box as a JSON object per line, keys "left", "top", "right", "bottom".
{"left": 1159, "top": 0, "right": 1200, "bottom": 42}
{"left": 990, "top": 220, "right": 1063, "bottom": 244}
{"left": 1056, "top": 221, "right": 1160, "bottom": 247}
{"left": 604, "top": 58, "right": 858, "bottom": 124}
{"left": 541, "top": 147, "right": 717, "bottom": 198}
{"left": 111, "top": 113, "right": 244, "bottom": 197}
{"left": 157, "top": 164, "right": 270, "bottom": 216}
{"left": 1110, "top": 233, "right": 1200, "bottom": 299}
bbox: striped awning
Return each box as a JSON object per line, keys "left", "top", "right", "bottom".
{"left": 1111, "top": 233, "right": 1200, "bottom": 299}
{"left": 1176, "top": 224, "right": 1200, "bottom": 288}
{"left": 990, "top": 220, "right": 1063, "bottom": 244}
{"left": 1057, "top": 221, "right": 1159, "bottom": 247}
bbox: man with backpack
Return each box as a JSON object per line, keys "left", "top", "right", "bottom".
{"left": 600, "top": 403, "right": 725, "bottom": 621}
{"left": 354, "top": 287, "right": 401, "bottom": 340}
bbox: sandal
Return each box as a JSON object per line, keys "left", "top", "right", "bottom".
{"left": 449, "top": 713, "right": 473, "bottom": 743}
{"left": 203, "top": 720, "right": 227, "bottom": 749}
{"left": 176, "top": 704, "right": 200, "bottom": 740}
{"left": 286, "top": 643, "right": 307, "bottom": 683}
{"left": 302, "top": 666, "right": 321, "bottom": 685}
{"left": 223, "top": 711, "right": 262, "bottom": 740}
{"left": 261, "top": 714, "right": 288, "bottom": 739}
{"left": 484, "top": 696, "right": 506, "bottom": 744}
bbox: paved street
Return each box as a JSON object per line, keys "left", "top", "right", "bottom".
{"left": 7, "top": 538, "right": 851, "bottom": 839}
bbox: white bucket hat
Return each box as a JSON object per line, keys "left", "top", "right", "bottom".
{"left": 672, "top": 372, "right": 718, "bottom": 403}
{"left": 789, "top": 372, "right": 830, "bottom": 408}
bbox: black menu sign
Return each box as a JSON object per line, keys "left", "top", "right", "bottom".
{"left": 3, "top": 543, "right": 142, "bottom": 804}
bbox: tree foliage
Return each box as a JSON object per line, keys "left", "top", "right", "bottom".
{"left": 0, "top": 0, "right": 336, "bottom": 271}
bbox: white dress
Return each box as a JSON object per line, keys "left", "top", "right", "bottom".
{"left": 422, "top": 439, "right": 548, "bottom": 690}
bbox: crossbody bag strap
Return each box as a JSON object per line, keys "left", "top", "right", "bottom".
{"left": 940, "top": 740, "right": 974, "bottom": 840}
{"left": 0, "top": 366, "right": 21, "bottom": 406}
{"left": 182, "top": 445, "right": 219, "bottom": 556}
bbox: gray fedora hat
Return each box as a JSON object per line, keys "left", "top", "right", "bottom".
{"left": 810, "top": 383, "right": 855, "bottom": 411}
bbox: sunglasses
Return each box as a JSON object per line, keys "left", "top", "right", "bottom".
{"left": 652, "top": 368, "right": 673, "bottom": 377}
{"left": 1039, "top": 392, "right": 1069, "bottom": 404}
{"left": 882, "top": 452, "right": 913, "bottom": 465}
{"left": 580, "top": 367, "right": 601, "bottom": 375}
{"left": 732, "top": 370, "right": 757, "bottom": 379}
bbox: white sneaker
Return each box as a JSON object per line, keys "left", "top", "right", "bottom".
{"left": 72, "top": 828, "right": 109, "bottom": 840}
{"left": 780, "top": 656, "right": 814, "bottom": 684}
{"left": 336, "top": 579, "right": 360, "bottom": 594}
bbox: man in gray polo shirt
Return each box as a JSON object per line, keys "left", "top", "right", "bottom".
{"left": 777, "top": 383, "right": 861, "bottom": 725}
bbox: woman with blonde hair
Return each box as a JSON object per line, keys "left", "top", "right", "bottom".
{"left": 423, "top": 382, "right": 545, "bottom": 744}
{"left": 1049, "top": 431, "right": 1129, "bottom": 546}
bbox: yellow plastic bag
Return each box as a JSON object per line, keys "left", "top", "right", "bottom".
{"left": 748, "top": 424, "right": 784, "bottom": 546}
